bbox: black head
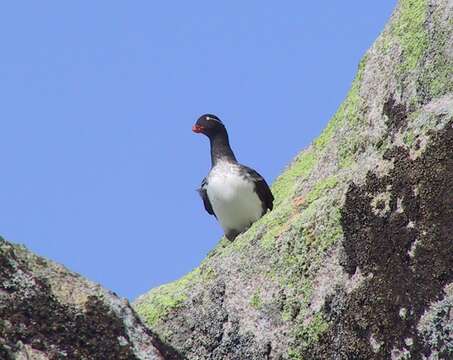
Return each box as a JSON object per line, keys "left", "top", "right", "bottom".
{"left": 192, "top": 114, "right": 226, "bottom": 138}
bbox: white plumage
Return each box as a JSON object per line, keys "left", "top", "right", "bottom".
{"left": 206, "top": 161, "right": 263, "bottom": 237}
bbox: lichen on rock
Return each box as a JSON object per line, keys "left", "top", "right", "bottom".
{"left": 0, "top": 0, "right": 450, "bottom": 359}
{"left": 135, "top": 0, "right": 453, "bottom": 359}
{"left": 133, "top": 0, "right": 453, "bottom": 359}
{"left": 0, "top": 237, "right": 182, "bottom": 360}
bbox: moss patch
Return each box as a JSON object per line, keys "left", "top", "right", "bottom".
{"left": 135, "top": 269, "right": 200, "bottom": 327}
{"left": 306, "top": 206, "right": 342, "bottom": 253}
{"left": 314, "top": 54, "right": 367, "bottom": 170}
{"left": 304, "top": 176, "right": 339, "bottom": 205}
{"left": 338, "top": 137, "right": 360, "bottom": 169}
{"left": 417, "top": 4, "right": 453, "bottom": 101}
{"left": 322, "top": 55, "right": 367, "bottom": 138}
{"left": 296, "top": 313, "right": 329, "bottom": 347}
{"left": 259, "top": 203, "right": 293, "bottom": 249}
{"left": 249, "top": 291, "right": 262, "bottom": 310}
{"left": 392, "top": 0, "right": 428, "bottom": 71}
{"left": 271, "top": 150, "right": 316, "bottom": 205}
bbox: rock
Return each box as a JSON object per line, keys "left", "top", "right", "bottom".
{"left": 133, "top": 0, "right": 453, "bottom": 359}
{"left": 0, "top": 237, "right": 182, "bottom": 360}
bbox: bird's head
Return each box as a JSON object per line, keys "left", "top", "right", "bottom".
{"left": 192, "top": 114, "right": 226, "bottom": 138}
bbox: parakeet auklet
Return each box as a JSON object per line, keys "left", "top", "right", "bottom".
{"left": 193, "top": 114, "right": 274, "bottom": 240}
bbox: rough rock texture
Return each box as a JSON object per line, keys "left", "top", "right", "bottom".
{"left": 0, "top": 238, "right": 182, "bottom": 360}
{"left": 134, "top": 0, "right": 453, "bottom": 359}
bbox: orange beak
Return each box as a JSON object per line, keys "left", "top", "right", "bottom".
{"left": 192, "top": 124, "right": 205, "bottom": 133}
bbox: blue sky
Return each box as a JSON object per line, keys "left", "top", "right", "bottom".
{"left": 0, "top": 1, "right": 396, "bottom": 300}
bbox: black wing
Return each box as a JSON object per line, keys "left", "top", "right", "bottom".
{"left": 197, "top": 177, "right": 216, "bottom": 217}
{"left": 242, "top": 166, "right": 274, "bottom": 212}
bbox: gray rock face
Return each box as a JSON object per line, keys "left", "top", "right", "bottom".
{"left": 0, "top": 238, "right": 182, "bottom": 360}
{"left": 1, "top": 0, "right": 451, "bottom": 359}
{"left": 134, "top": 0, "right": 453, "bottom": 359}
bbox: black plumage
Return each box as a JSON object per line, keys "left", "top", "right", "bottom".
{"left": 198, "top": 177, "right": 215, "bottom": 217}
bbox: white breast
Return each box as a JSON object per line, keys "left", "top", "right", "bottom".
{"left": 207, "top": 162, "right": 263, "bottom": 236}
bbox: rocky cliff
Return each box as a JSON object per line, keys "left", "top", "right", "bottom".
{"left": 0, "top": 237, "right": 182, "bottom": 359}
{"left": 134, "top": 0, "right": 453, "bottom": 359}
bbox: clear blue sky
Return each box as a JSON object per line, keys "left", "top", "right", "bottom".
{"left": 0, "top": 1, "right": 396, "bottom": 300}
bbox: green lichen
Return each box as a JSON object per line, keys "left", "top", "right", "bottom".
{"left": 392, "top": 0, "right": 428, "bottom": 71}
{"left": 319, "top": 207, "right": 343, "bottom": 251}
{"left": 293, "top": 313, "right": 330, "bottom": 351}
{"left": 304, "top": 176, "right": 339, "bottom": 205}
{"left": 272, "top": 150, "right": 316, "bottom": 205}
{"left": 418, "top": 11, "right": 453, "bottom": 99}
{"left": 314, "top": 53, "right": 367, "bottom": 163}
{"left": 200, "top": 265, "right": 217, "bottom": 282}
{"left": 314, "top": 111, "right": 343, "bottom": 152}
{"left": 272, "top": 176, "right": 342, "bottom": 355}
{"left": 249, "top": 291, "right": 262, "bottom": 310}
{"left": 260, "top": 203, "right": 292, "bottom": 249}
{"left": 403, "top": 129, "right": 416, "bottom": 147}
{"left": 206, "top": 236, "right": 232, "bottom": 258}
{"left": 282, "top": 284, "right": 313, "bottom": 318}
{"left": 286, "top": 306, "right": 331, "bottom": 359}
{"left": 256, "top": 54, "right": 367, "bottom": 252}
{"left": 312, "top": 74, "right": 363, "bottom": 150}
{"left": 254, "top": 53, "right": 368, "bottom": 252}
{"left": 338, "top": 133, "right": 362, "bottom": 169}
{"left": 303, "top": 205, "right": 343, "bottom": 255}
{"left": 427, "top": 65, "right": 453, "bottom": 99}
{"left": 241, "top": 150, "right": 318, "bottom": 251}
{"left": 369, "top": 0, "right": 427, "bottom": 74}
{"left": 296, "top": 176, "right": 343, "bottom": 254}
{"left": 135, "top": 269, "right": 200, "bottom": 327}
{"left": 339, "top": 154, "right": 355, "bottom": 169}
{"left": 329, "top": 56, "right": 369, "bottom": 167}
{"left": 236, "top": 152, "right": 315, "bottom": 251}
{"left": 288, "top": 349, "right": 305, "bottom": 360}
{"left": 376, "top": 0, "right": 447, "bottom": 100}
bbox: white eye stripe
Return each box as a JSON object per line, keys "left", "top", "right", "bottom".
{"left": 206, "top": 116, "right": 221, "bottom": 123}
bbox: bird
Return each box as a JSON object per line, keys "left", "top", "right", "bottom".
{"left": 192, "top": 114, "right": 274, "bottom": 240}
